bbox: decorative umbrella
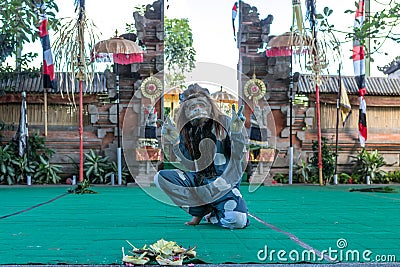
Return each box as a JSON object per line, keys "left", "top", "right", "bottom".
{"left": 93, "top": 37, "right": 143, "bottom": 64}
{"left": 266, "top": 32, "right": 311, "bottom": 57}
{"left": 211, "top": 87, "right": 237, "bottom": 106}
{"left": 93, "top": 36, "right": 143, "bottom": 185}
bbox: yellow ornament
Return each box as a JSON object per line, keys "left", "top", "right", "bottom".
{"left": 244, "top": 74, "right": 266, "bottom": 104}
{"left": 141, "top": 76, "right": 163, "bottom": 102}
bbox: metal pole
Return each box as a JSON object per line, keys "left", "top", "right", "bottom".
{"left": 23, "top": 91, "right": 30, "bottom": 185}
{"left": 44, "top": 91, "right": 48, "bottom": 136}
{"left": 334, "top": 66, "right": 342, "bottom": 185}
{"left": 316, "top": 85, "right": 323, "bottom": 185}
{"left": 288, "top": 49, "right": 293, "bottom": 184}
{"left": 116, "top": 64, "right": 122, "bottom": 185}
{"left": 237, "top": 0, "right": 243, "bottom": 107}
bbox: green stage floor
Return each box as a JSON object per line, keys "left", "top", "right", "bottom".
{"left": 0, "top": 185, "right": 399, "bottom": 265}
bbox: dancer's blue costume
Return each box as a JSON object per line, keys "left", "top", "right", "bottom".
{"left": 155, "top": 116, "right": 249, "bottom": 229}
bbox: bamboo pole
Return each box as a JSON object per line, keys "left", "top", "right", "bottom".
{"left": 365, "top": 0, "right": 371, "bottom": 76}
{"left": 77, "top": 2, "right": 85, "bottom": 182}
{"left": 310, "top": 1, "right": 323, "bottom": 186}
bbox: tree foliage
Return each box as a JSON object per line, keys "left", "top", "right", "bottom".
{"left": 0, "top": 0, "right": 59, "bottom": 64}
{"left": 317, "top": 1, "right": 400, "bottom": 60}
{"left": 164, "top": 18, "right": 196, "bottom": 88}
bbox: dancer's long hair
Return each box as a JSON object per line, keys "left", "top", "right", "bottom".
{"left": 175, "top": 84, "right": 230, "bottom": 184}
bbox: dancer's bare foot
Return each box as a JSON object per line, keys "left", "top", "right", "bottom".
{"left": 185, "top": 216, "right": 203, "bottom": 225}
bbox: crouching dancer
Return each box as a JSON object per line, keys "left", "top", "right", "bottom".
{"left": 154, "top": 84, "right": 249, "bottom": 229}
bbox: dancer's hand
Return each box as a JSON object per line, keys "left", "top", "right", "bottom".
{"left": 230, "top": 104, "right": 245, "bottom": 133}
{"left": 160, "top": 117, "right": 180, "bottom": 144}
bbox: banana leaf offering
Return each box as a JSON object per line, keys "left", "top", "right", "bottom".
{"left": 122, "top": 239, "right": 197, "bottom": 265}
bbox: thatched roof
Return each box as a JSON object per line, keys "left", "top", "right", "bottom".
{"left": 297, "top": 75, "right": 400, "bottom": 96}
{"left": 0, "top": 72, "right": 108, "bottom": 95}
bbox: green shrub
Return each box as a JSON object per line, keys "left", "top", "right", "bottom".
{"left": 0, "top": 130, "right": 61, "bottom": 185}
{"left": 0, "top": 144, "right": 16, "bottom": 184}
{"left": 385, "top": 170, "right": 400, "bottom": 183}
{"left": 352, "top": 149, "right": 386, "bottom": 184}
{"left": 105, "top": 161, "right": 129, "bottom": 184}
{"left": 32, "top": 155, "right": 62, "bottom": 184}
{"left": 310, "top": 137, "right": 337, "bottom": 184}
{"left": 273, "top": 173, "right": 288, "bottom": 184}
{"left": 84, "top": 149, "right": 110, "bottom": 184}
{"left": 294, "top": 159, "right": 312, "bottom": 183}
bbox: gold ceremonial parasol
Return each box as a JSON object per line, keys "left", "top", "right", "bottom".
{"left": 267, "top": 32, "right": 311, "bottom": 48}
{"left": 94, "top": 37, "right": 143, "bottom": 53}
{"left": 93, "top": 37, "right": 143, "bottom": 64}
{"left": 211, "top": 87, "right": 237, "bottom": 105}
{"left": 211, "top": 87, "right": 238, "bottom": 115}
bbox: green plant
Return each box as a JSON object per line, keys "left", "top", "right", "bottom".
{"left": 11, "top": 154, "right": 34, "bottom": 184}
{"left": 317, "top": 3, "right": 400, "bottom": 62}
{"left": 353, "top": 149, "right": 386, "bottom": 183}
{"left": 294, "top": 159, "right": 312, "bottom": 183}
{"left": 338, "top": 173, "right": 351, "bottom": 184}
{"left": 0, "top": 130, "right": 59, "bottom": 185}
{"left": 105, "top": 161, "right": 129, "bottom": 184}
{"left": 27, "top": 130, "right": 54, "bottom": 162}
{"left": 32, "top": 155, "right": 62, "bottom": 184}
{"left": 0, "top": 144, "right": 16, "bottom": 184}
{"left": 68, "top": 179, "right": 98, "bottom": 194}
{"left": 349, "top": 173, "right": 364, "bottom": 184}
{"left": 310, "top": 137, "right": 337, "bottom": 184}
{"left": 273, "top": 173, "right": 288, "bottom": 184}
{"left": 385, "top": 170, "right": 400, "bottom": 183}
{"left": 84, "top": 149, "right": 110, "bottom": 184}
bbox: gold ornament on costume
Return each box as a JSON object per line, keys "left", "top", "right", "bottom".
{"left": 244, "top": 74, "right": 266, "bottom": 104}
{"left": 140, "top": 76, "right": 163, "bottom": 102}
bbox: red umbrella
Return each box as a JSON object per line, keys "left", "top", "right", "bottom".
{"left": 93, "top": 36, "right": 143, "bottom": 185}
{"left": 93, "top": 37, "right": 143, "bottom": 64}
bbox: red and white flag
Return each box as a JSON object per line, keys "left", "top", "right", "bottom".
{"left": 232, "top": 2, "right": 238, "bottom": 40}
{"left": 35, "top": 2, "right": 57, "bottom": 91}
{"left": 352, "top": 0, "right": 367, "bottom": 147}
